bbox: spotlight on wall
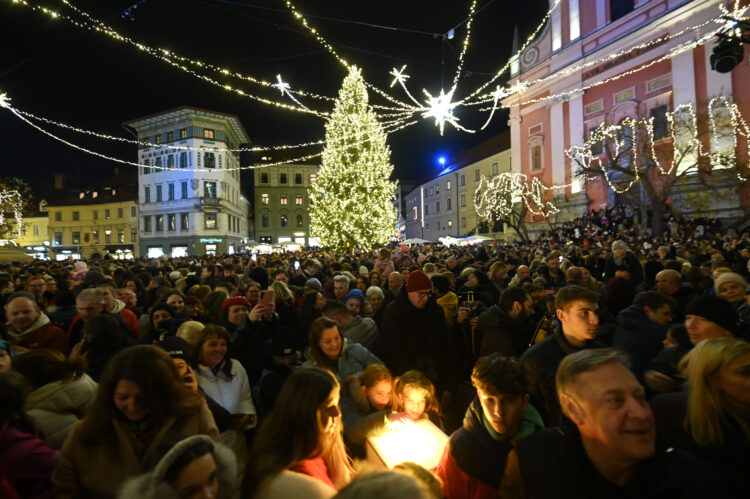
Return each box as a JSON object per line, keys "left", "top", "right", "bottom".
{"left": 710, "top": 17, "right": 750, "bottom": 74}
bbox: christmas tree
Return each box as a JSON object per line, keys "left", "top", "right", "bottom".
{"left": 309, "top": 66, "right": 397, "bottom": 252}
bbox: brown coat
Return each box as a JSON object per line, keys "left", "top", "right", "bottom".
{"left": 52, "top": 403, "right": 218, "bottom": 499}
{"left": 8, "top": 320, "right": 67, "bottom": 354}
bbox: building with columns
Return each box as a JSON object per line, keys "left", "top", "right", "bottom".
{"left": 502, "top": 0, "right": 750, "bottom": 221}
{"left": 123, "top": 107, "right": 251, "bottom": 257}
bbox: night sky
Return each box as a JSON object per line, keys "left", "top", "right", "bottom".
{"left": 0, "top": 0, "right": 547, "bottom": 192}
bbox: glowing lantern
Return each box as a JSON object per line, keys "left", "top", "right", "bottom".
{"left": 366, "top": 418, "right": 448, "bottom": 470}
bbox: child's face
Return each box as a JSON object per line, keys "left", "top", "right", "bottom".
{"left": 401, "top": 386, "right": 427, "bottom": 420}
{"left": 365, "top": 380, "right": 392, "bottom": 411}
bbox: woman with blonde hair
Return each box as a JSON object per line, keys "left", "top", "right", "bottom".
{"left": 650, "top": 337, "right": 750, "bottom": 497}
{"left": 271, "top": 280, "right": 297, "bottom": 328}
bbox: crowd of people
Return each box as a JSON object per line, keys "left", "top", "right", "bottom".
{"left": 0, "top": 207, "right": 749, "bottom": 498}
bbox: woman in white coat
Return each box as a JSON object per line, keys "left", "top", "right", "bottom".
{"left": 12, "top": 349, "right": 97, "bottom": 449}
{"left": 193, "top": 324, "right": 256, "bottom": 487}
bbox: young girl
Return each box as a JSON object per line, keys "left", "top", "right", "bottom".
{"left": 393, "top": 370, "right": 442, "bottom": 429}
{"left": 340, "top": 364, "right": 393, "bottom": 457}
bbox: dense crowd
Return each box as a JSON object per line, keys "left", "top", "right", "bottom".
{"left": 0, "top": 207, "right": 749, "bottom": 498}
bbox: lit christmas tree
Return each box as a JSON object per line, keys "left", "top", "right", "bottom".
{"left": 310, "top": 66, "right": 397, "bottom": 252}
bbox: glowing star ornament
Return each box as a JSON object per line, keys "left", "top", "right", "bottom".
{"left": 389, "top": 65, "right": 410, "bottom": 88}
{"left": 423, "top": 88, "right": 458, "bottom": 135}
{"left": 0, "top": 93, "right": 9, "bottom": 108}
{"left": 273, "top": 74, "right": 291, "bottom": 97}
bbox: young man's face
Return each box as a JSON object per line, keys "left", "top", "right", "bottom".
{"left": 477, "top": 386, "right": 528, "bottom": 437}
{"left": 557, "top": 300, "right": 599, "bottom": 344}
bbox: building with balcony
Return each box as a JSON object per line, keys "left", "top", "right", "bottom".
{"left": 253, "top": 163, "right": 319, "bottom": 246}
{"left": 123, "top": 106, "right": 251, "bottom": 257}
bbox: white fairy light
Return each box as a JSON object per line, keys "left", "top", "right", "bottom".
{"left": 423, "top": 88, "right": 461, "bottom": 135}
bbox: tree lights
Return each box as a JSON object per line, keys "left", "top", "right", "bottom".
{"left": 309, "top": 67, "right": 398, "bottom": 252}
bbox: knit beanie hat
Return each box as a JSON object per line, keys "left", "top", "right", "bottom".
{"left": 221, "top": 296, "right": 252, "bottom": 311}
{"left": 359, "top": 266, "right": 369, "bottom": 277}
{"left": 684, "top": 295, "right": 738, "bottom": 333}
{"left": 612, "top": 240, "right": 628, "bottom": 251}
{"left": 406, "top": 270, "right": 432, "bottom": 293}
{"left": 343, "top": 289, "right": 365, "bottom": 304}
{"left": 713, "top": 272, "right": 748, "bottom": 294}
{"left": 305, "top": 278, "right": 322, "bottom": 292}
{"left": 156, "top": 336, "right": 191, "bottom": 364}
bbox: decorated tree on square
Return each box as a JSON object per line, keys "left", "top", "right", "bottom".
{"left": 309, "top": 66, "right": 397, "bottom": 252}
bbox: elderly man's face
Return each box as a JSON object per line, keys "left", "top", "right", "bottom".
{"left": 333, "top": 280, "right": 349, "bottom": 299}
{"left": 76, "top": 299, "right": 104, "bottom": 322}
{"left": 96, "top": 286, "right": 116, "bottom": 311}
{"left": 562, "top": 363, "right": 655, "bottom": 466}
{"left": 654, "top": 271, "right": 680, "bottom": 295}
{"left": 613, "top": 248, "right": 627, "bottom": 259}
{"left": 388, "top": 272, "right": 403, "bottom": 291}
{"left": 6, "top": 297, "right": 40, "bottom": 332}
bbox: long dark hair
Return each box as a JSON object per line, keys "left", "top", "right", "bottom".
{"left": 193, "top": 325, "right": 234, "bottom": 381}
{"left": 79, "top": 345, "right": 204, "bottom": 444}
{"left": 243, "top": 368, "right": 349, "bottom": 496}
{"left": 308, "top": 317, "right": 340, "bottom": 371}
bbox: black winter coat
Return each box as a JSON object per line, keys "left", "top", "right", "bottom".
{"left": 604, "top": 251, "right": 644, "bottom": 287}
{"left": 520, "top": 327, "right": 600, "bottom": 426}
{"left": 381, "top": 288, "right": 448, "bottom": 390}
{"left": 476, "top": 305, "right": 533, "bottom": 358}
{"left": 650, "top": 391, "right": 750, "bottom": 499}
{"left": 611, "top": 304, "right": 667, "bottom": 379}
{"left": 506, "top": 426, "right": 724, "bottom": 499}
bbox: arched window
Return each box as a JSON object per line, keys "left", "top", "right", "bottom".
{"left": 296, "top": 214, "right": 303, "bottom": 227}
{"left": 262, "top": 213, "right": 269, "bottom": 227}
{"left": 281, "top": 215, "right": 288, "bottom": 227}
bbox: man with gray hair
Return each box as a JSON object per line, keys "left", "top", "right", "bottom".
{"left": 4, "top": 291, "right": 67, "bottom": 353}
{"left": 333, "top": 274, "right": 351, "bottom": 300}
{"left": 499, "top": 349, "right": 720, "bottom": 498}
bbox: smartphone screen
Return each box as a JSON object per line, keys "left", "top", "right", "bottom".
{"left": 294, "top": 260, "right": 300, "bottom": 270}
{"left": 252, "top": 254, "right": 257, "bottom": 262}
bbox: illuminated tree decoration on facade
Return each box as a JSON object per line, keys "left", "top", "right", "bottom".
{"left": 309, "top": 67, "right": 398, "bottom": 252}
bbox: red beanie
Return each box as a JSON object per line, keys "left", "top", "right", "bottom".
{"left": 406, "top": 270, "right": 432, "bottom": 293}
{"left": 221, "top": 296, "right": 252, "bottom": 311}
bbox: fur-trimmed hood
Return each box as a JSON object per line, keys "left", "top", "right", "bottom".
{"left": 117, "top": 435, "right": 237, "bottom": 499}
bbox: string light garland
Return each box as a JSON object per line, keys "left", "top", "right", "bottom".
{"left": 309, "top": 67, "right": 398, "bottom": 252}
{"left": 474, "top": 172, "right": 562, "bottom": 222}
{"left": 0, "top": 91, "right": 418, "bottom": 172}
{"left": 449, "top": 0, "right": 478, "bottom": 94}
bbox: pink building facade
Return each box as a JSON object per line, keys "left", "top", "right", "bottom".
{"left": 502, "top": 0, "right": 750, "bottom": 221}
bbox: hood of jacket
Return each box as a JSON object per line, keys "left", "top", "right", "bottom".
{"left": 116, "top": 435, "right": 236, "bottom": 499}
{"left": 110, "top": 298, "right": 126, "bottom": 314}
{"left": 5, "top": 311, "right": 51, "bottom": 338}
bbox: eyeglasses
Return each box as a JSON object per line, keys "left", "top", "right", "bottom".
{"left": 417, "top": 291, "right": 432, "bottom": 298}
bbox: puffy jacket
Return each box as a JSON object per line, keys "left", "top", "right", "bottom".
{"left": 24, "top": 374, "right": 97, "bottom": 449}
{"left": 437, "top": 398, "right": 543, "bottom": 499}
{"left": 302, "top": 339, "right": 382, "bottom": 382}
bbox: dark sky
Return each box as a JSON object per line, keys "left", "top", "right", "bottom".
{"left": 0, "top": 0, "right": 547, "bottom": 191}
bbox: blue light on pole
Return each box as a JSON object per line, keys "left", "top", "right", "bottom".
{"left": 438, "top": 156, "right": 446, "bottom": 166}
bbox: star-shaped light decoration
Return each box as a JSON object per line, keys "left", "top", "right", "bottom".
{"left": 719, "top": 0, "right": 749, "bottom": 33}
{"left": 389, "top": 65, "right": 410, "bottom": 88}
{"left": 0, "top": 93, "right": 10, "bottom": 109}
{"left": 422, "top": 88, "right": 457, "bottom": 135}
{"left": 273, "top": 74, "right": 291, "bottom": 97}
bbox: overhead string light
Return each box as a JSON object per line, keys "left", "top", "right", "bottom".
{"left": 0, "top": 91, "right": 418, "bottom": 172}
{"left": 448, "top": 0, "right": 478, "bottom": 94}
{"left": 6, "top": 0, "right": 336, "bottom": 116}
